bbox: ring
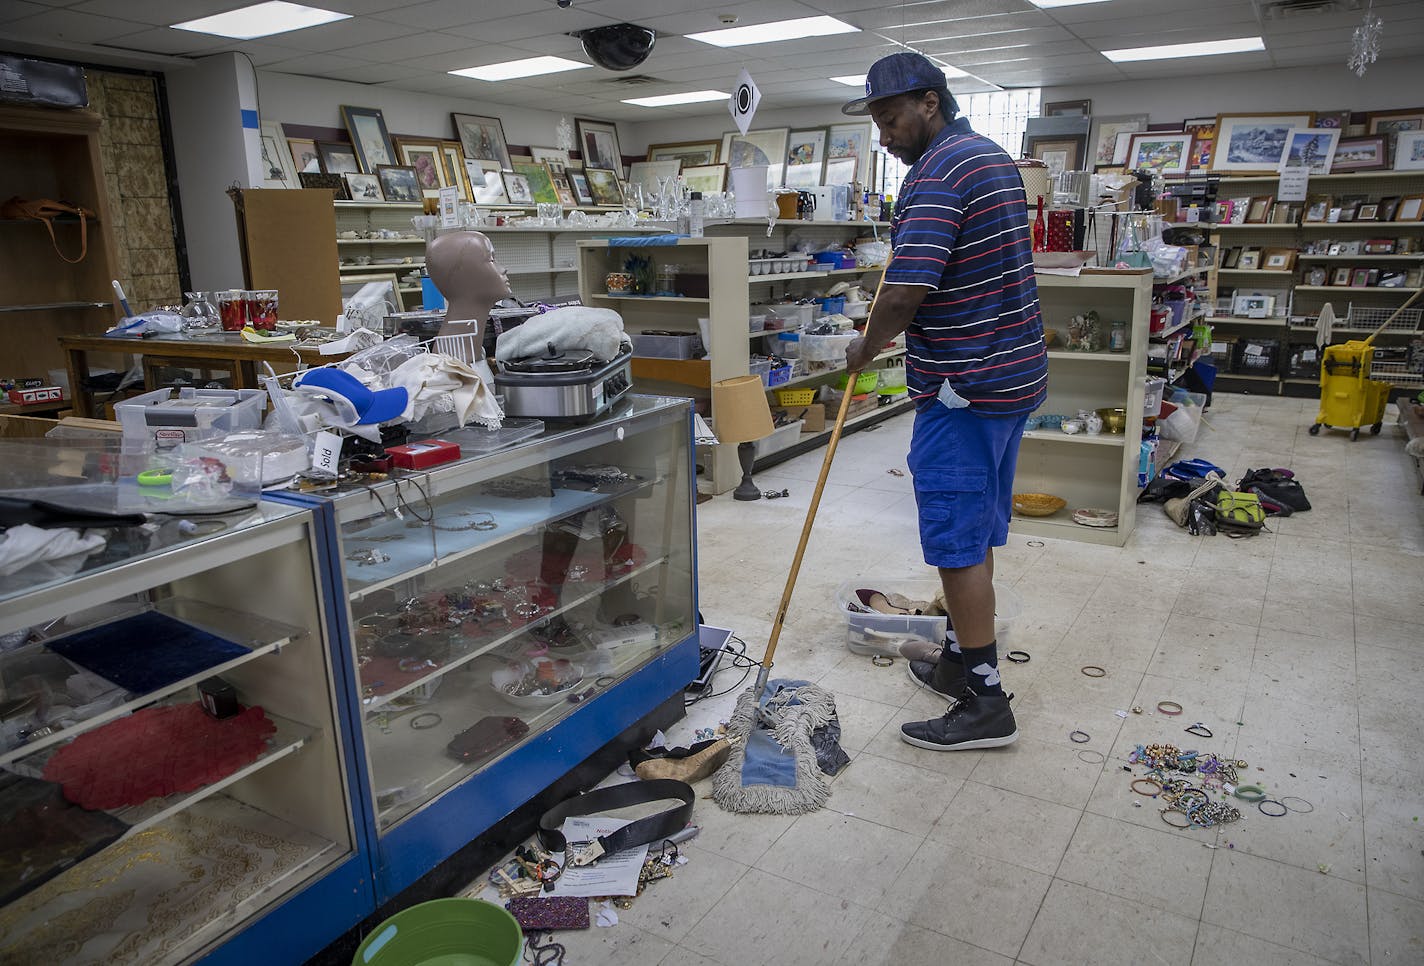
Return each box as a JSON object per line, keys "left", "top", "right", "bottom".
{"left": 1161, "top": 809, "right": 1192, "bottom": 829}
{"left": 1080, "top": 665, "right": 1106, "bottom": 678}
{"left": 871, "top": 655, "right": 894, "bottom": 667}
{"left": 410, "top": 713, "right": 442, "bottom": 730}
{"left": 595, "top": 675, "right": 616, "bottom": 688}
{"left": 514, "top": 602, "right": 540, "bottom": 618}
{"left": 1076, "top": 750, "right": 1106, "bottom": 764}
{"left": 1027, "top": 540, "right": 1045, "bottom": 548}
{"left": 1258, "top": 799, "right": 1288, "bottom": 817}
{"left": 1005, "top": 650, "right": 1031, "bottom": 663}
{"left": 1185, "top": 723, "right": 1213, "bottom": 738}
{"left": 1157, "top": 701, "right": 1183, "bottom": 716}
{"left": 1069, "top": 730, "right": 1091, "bottom": 744}
{"left": 1131, "top": 778, "right": 1162, "bottom": 797}
{"left": 1280, "top": 796, "right": 1315, "bottom": 814}
{"left": 1233, "top": 784, "right": 1267, "bottom": 802}
{"left": 137, "top": 469, "right": 173, "bottom": 487}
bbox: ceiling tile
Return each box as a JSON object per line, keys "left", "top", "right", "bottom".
{"left": 314, "top": 61, "right": 427, "bottom": 84}
{"left": 256, "top": 17, "right": 422, "bottom": 52}
{"left": 90, "top": 26, "right": 239, "bottom": 55}
{"left": 447, "top": 7, "right": 623, "bottom": 42}
{"left": 0, "top": 1, "right": 58, "bottom": 24}
{"left": 6, "top": 8, "right": 150, "bottom": 43}
{"left": 338, "top": 32, "right": 476, "bottom": 62}
{"left": 69, "top": 0, "right": 234, "bottom": 26}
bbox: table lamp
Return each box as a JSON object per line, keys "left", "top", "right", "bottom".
{"left": 712, "top": 374, "right": 776, "bottom": 501}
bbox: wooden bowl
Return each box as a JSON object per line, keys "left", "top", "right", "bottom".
{"left": 1013, "top": 493, "right": 1067, "bottom": 517}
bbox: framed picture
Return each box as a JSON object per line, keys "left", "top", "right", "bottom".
{"left": 530, "top": 147, "right": 572, "bottom": 175}
{"left": 512, "top": 161, "right": 560, "bottom": 205}
{"left": 1396, "top": 195, "right": 1424, "bottom": 221}
{"left": 1028, "top": 137, "right": 1077, "bottom": 178}
{"left": 464, "top": 160, "right": 507, "bottom": 205}
{"left": 827, "top": 122, "right": 873, "bottom": 186}
{"left": 552, "top": 175, "right": 576, "bottom": 208}
{"left": 1279, "top": 128, "right": 1339, "bottom": 174}
{"left": 1305, "top": 267, "right": 1328, "bottom": 286}
{"left": 376, "top": 165, "right": 421, "bottom": 204}
{"left": 1332, "top": 267, "right": 1352, "bottom": 285}
{"left": 1393, "top": 131, "right": 1424, "bottom": 171}
{"left": 1245, "top": 195, "right": 1275, "bottom": 223}
{"left": 259, "top": 122, "right": 297, "bottom": 188}
{"left": 584, "top": 167, "right": 624, "bottom": 207}
{"left": 287, "top": 137, "right": 322, "bottom": 175}
{"left": 784, "top": 129, "right": 827, "bottom": 188}
{"left": 341, "top": 105, "right": 398, "bottom": 173}
{"left": 1221, "top": 247, "right": 1241, "bottom": 269}
{"left": 1350, "top": 268, "right": 1371, "bottom": 287}
{"left": 823, "top": 156, "right": 858, "bottom": 186}
{"left": 646, "top": 140, "right": 720, "bottom": 167}
{"left": 1379, "top": 196, "right": 1402, "bottom": 221}
{"left": 1314, "top": 110, "right": 1351, "bottom": 130}
{"left": 436, "top": 141, "right": 467, "bottom": 199}
{"left": 1365, "top": 238, "right": 1397, "bottom": 254}
{"left": 341, "top": 272, "right": 403, "bottom": 314}
{"left": 1339, "top": 198, "right": 1361, "bottom": 221}
{"left": 1043, "top": 99, "right": 1091, "bottom": 117}
{"left": 317, "top": 140, "right": 360, "bottom": 175}
{"left": 576, "top": 118, "right": 623, "bottom": 170}
{"left": 1238, "top": 248, "right": 1262, "bottom": 270}
{"left": 1366, "top": 107, "right": 1424, "bottom": 139}
{"left": 395, "top": 137, "right": 448, "bottom": 192}
{"left": 567, "top": 171, "right": 594, "bottom": 206}
{"left": 626, "top": 159, "right": 682, "bottom": 201}
{"left": 1332, "top": 135, "right": 1389, "bottom": 172}
{"left": 1357, "top": 202, "right": 1380, "bottom": 221}
{"left": 1089, "top": 114, "right": 1149, "bottom": 168}
{"left": 1303, "top": 195, "right": 1332, "bottom": 222}
{"left": 1340, "top": 240, "right": 1363, "bottom": 254}
{"left": 1125, "top": 132, "right": 1192, "bottom": 175}
{"left": 1232, "top": 294, "right": 1275, "bottom": 318}
{"left": 681, "top": 163, "right": 727, "bottom": 195}
{"left": 1262, "top": 248, "right": 1297, "bottom": 271}
{"left": 502, "top": 172, "right": 534, "bottom": 206}
{"left": 451, "top": 113, "right": 511, "bottom": 171}
{"left": 298, "top": 171, "right": 349, "bottom": 199}
{"left": 344, "top": 172, "right": 384, "bottom": 202}
{"left": 722, "top": 127, "right": 791, "bottom": 189}
{"left": 1211, "top": 113, "right": 1315, "bottom": 174}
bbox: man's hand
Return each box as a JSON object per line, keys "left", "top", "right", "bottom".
{"left": 845, "top": 336, "right": 878, "bottom": 374}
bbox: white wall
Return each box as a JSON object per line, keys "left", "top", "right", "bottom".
{"left": 621, "top": 104, "right": 858, "bottom": 155}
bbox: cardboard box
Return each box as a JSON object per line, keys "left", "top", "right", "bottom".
{"left": 7, "top": 386, "right": 63, "bottom": 406}
{"left": 772, "top": 403, "right": 825, "bottom": 433}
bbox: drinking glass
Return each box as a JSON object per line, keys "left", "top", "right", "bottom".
{"left": 216, "top": 289, "right": 246, "bottom": 331}
{"left": 249, "top": 289, "right": 279, "bottom": 330}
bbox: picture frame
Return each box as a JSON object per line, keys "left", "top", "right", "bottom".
{"left": 681, "top": 163, "right": 727, "bottom": 195}
{"left": 1238, "top": 248, "right": 1262, "bottom": 270}
{"left": 584, "top": 167, "right": 624, "bottom": 207}
{"left": 259, "top": 122, "right": 297, "bottom": 188}
{"left": 1313, "top": 110, "right": 1352, "bottom": 130}
{"left": 1406, "top": 268, "right": 1424, "bottom": 288}
{"left": 341, "top": 105, "right": 398, "bottom": 174}
{"left": 1211, "top": 112, "right": 1315, "bottom": 174}
{"left": 1245, "top": 195, "right": 1275, "bottom": 224}
{"left": 826, "top": 122, "right": 873, "bottom": 187}
{"left": 1232, "top": 294, "right": 1275, "bottom": 318}
{"left": 1366, "top": 107, "right": 1424, "bottom": 139}
{"left": 1026, "top": 135, "right": 1085, "bottom": 178}
{"left": 1305, "top": 267, "right": 1328, "bottom": 286}
{"left": 1357, "top": 202, "right": 1380, "bottom": 222}
{"left": 438, "top": 141, "right": 469, "bottom": 200}
{"left": 722, "top": 127, "right": 792, "bottom": 189}
{"left": 1332, "top": 135, "right": 1390, "bottom": 172}
{"left": 576, "top": 118, "right": 623, "bottom": 170}
{"left": 1396, "top": 195, "right": 1424, "bottom": 222}
{"left": 452, "top": 113, "right": 511, "bottom": 171}
{"left": 341, "top": 272, "right": 403, "bottom": 315}
{"left": 1332, "top": 268, "right": 1351, "bottom": 286}
{"left": 1327, "top": 207, "right": 1342, "bottom": 223}
{"left": 626, "top": 159, "right": 682, "bottom": 201}
{"left": 1364, "top": 238, "right": 1397, "bottom": 254}
{"left": 317, "top": 140, "right": 360, "bottom": 175}
{"left": 1125, "top": 132, "right": 1192, "bottom": 175}
{"left": 511, "top": 161, "right": 560, "bottom": 205}
{"left": 530, "top": 147, "right": 572, "bottom": 175}
{"left": 1279, "top": 128, "right": 1339, "bottom": 175}
{"left": 376, "top": 164, "right": 421, "bottom": 204}
{"left": 1262, "top": 248, "right": 1297, "bottom": 271}
{"left": 1393, "top": 131, "right": 1424, "bottom": 171}
{"left": 1182, "top": 117, "right": 1216, "bottom": 169}
{"left": 552, "top": 175, "right": 576, "bottom": 208}
{"left": 1340, "top": 240, "right": 1363, "bottom": 255}
{"left": 567, "top": 171, "right": 595, "bottom": 206}
{"left": 1221, "top": 247, "right": 1241, "bottom": 269}
{"left": 646, "top": 140, "right": 720, "bottom": 167}
{"left": 1089, "top": 114, "right": 1149, "bottom": 168}
{"left": 287, "top": 137, "right": 322, "bottom": 175}
{"left": 1350, "top": 268, "right": 1371, "bottom": 287}
{"left": 344, "top": 172, "right": 384, "bottom": 202}
{"left": 500, "top": 172, "right": 531, "bottom": 206}
{"left": 823, "top": 156, "right": 858, "bottom": 186}
{"left": 1339, "top": 198, "right": 1361, "bottom": 221}
{"left": 1043, "top": 99, "right": 1091, "bottom": 117}
{"left": 298, "top": 171, "right": 349, "bottom": 199}
{"left": 464, "top": 160, "right": 507, "bottom": 205}
{"left": 396, "top": 137, "right": 449, "bottom": 192}
{"left": 784, "top": 129, "right": 828, "bottom": 188}
{"left": 1303, "top": 195, "right": 1332, "bottom": 223}
{"left": 1379, "top": 196, "right": 1402, "bottom": 221}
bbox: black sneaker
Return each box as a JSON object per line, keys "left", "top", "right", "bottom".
{"left": 907, "top": 653, "right": 965, "bottom": 698}
{"left": 900, "top": 690, "right": 1018, "bottom": 751}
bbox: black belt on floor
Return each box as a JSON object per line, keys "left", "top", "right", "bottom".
{"left": 537, "top": 779, "right": 695, "bottom": 863}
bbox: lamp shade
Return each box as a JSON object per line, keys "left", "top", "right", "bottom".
{"left": 711, "top": 375, "right": 775, "bottom": 444}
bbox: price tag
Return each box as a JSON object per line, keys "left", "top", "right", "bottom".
{"left": 439, "top": 185, "right": 460, "bottom": 227}
{"left": 1277, "top": 165, "right": 1309, "bottom": 203}
{"left": 312, "top": 430, "right": 344, "bottom": 477}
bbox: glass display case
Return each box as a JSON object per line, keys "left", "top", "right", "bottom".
{"left": 0, "top": 503, "right": 367, "bottom": 964}
{"left": 296, "top": 396, "right": 697, "bottom": 895}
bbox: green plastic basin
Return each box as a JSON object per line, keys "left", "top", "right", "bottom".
{"left": 353, "top": 898, "right": 522, "bottom": 966}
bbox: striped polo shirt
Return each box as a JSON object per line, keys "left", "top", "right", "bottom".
{"left": 887, "top": 116, "right": 1047, "bottom": 416}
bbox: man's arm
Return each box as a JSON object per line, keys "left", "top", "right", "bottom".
{"left": 845, "top": 282, "right": 928, "bottom": 372}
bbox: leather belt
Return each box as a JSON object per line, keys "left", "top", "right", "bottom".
{"left": 537, "top": 779, "right": 694, "bottom": 866}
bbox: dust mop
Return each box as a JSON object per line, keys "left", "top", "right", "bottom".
{"left": 712, "top": 264, "right": 892, "bottom": 815}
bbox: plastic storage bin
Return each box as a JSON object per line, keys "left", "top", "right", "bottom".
{"left": 836, "top": 579, "right": 1023, "bottom": 656}
{"left": 631, "top": 332, "right": 702, "bottom": 359}
{"left": 799, "top": 332, "right": 855, "bottom": 362}
{"left": 1143, "top": 376, "right": 1166, "bottom": 416}
{"left": 752, "top": 419, "right": 803, "bottom": 458}
{"left": 115, "top": 387, "right": 266, "bottom": 445}
{"left": 767, "top": 303, "right": 814, "bottom": 328}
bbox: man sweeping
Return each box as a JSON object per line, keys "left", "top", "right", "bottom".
{"left": 844, "top": 52, "right": 1047, "bottom": 750}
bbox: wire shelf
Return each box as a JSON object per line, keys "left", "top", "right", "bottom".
{"left": 1349, "top": 306, "right": 1422, "bottom": 332}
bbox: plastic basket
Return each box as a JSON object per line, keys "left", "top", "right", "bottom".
{"left": 775, "top": 388, "right": 817, "bottom": 407}
{"left": 836, "top": 371, "right": 880, "bottom": 394}
{"left": 353, "top": 898, "right": 522, "bottom": 966}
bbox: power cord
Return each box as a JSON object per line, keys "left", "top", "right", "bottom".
{"left": 684, "top": 634, "right": 763, "bottom": 707}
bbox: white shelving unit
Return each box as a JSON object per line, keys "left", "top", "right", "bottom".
{"left": 1011, "top": 269, "right": 1151, "bottom": 547}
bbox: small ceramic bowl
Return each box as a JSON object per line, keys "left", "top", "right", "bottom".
{"left": 1061, "top": 418, "right": 1084, "bottom": 435}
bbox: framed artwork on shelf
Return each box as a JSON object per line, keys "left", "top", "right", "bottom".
{"left": 1238, "top": 248, "right": 1262, "bottom": 270}
{"left": 1396, "top": 195, "right": 1424, "bottom": 221}
{"left": 722, "top": 127, "right": 791, "bottom": 189}
{"left": 1210, "top": 112, "right": 1315, "bottom": 174}
{"left": 1232, "top": 294, "right": 1275, "bottom": 318}
{"left": 1393, "top": 131, "right": 1424, "bottom": 170}
{"left": 552, "top": 175, "right": 576, "bottom": 208}
{"left": 344, "top": 173, "right": 384, "bottom": 202}
{"left": 1303, "top": 195, "right": 1332, "bottom": 222}
{"left": 576, "top": 118, "right": 623, "bottom": 170}
{"left": 341, "top": 273, "right": 403, "bottom": 314}
{"left": 681, "top": 164, "right": 727, "bottom": 194}
{"left": 259, "top": 122, "right": 297, "bottom": 188}
{"left": 823, "top": 155, "right": 857, "bottom": 185}
{"left": 511, "top": 161, "right": 560, "bottom": 205}
{"left": 341, "top": 105, "right": 398, "bottom": 173}
{"left": 585, "top": 167, "right": 625, "bottom": 207}
{"left": 287, "top": 137, "right": 322, "bottom": 174}
{"left": 396, "top": 138, "right": 448, "bottom": 191}
{"left": 465, "top": 160, "right": 507, "bottom": 205}
{"left": 376, "top": 165, "right": 421, "bottom": 203}
{"left": 1222, "top": 247, "right": 1241, "bottom": 269}
{"left": 1182, "top": 117, "right": 1216, "bottom": 169}
{"left": 1245, "top": 195, "right": 1275, "bottom": 223}
{"left": 1313, "top": 110, "right": 1352, "bottom": 130}
{"left": 567, "top": 171, "right": 595, "bottom": 206}
{"left": 530, "top": 147, "right": 572, "bottom": 175}
{"left": 1262, "top": 248, "right": 1297, "bottom": 271}
{"left": 298, "top": 171, "right": 349, "bottom": 199}
{"left": 438, "top": 141, "right": 468, "bottom": 199}
{"left": 646, "top": 140, "right": 720, "bottom": 167}
{"left": 317, "top": 141, "right": 360, "bottom": 174}
{"left": 1043, "top": 99, "right": 1091, "bottom": 117}
{"left": 1125, "top": 132, "right": 1192, "bottom": 175}
{"left": 1364, "top": 238, "right": 1396, "bottom": 253}
{"left": 1089, "top": 114, "right": 1148, "bottom": 168}
{"left": 1350, "top": 268, "right": 1372, "bottom": 287}
{"left": 502, "top": 172, "right": 534, "bottom": 206}
{"left": 451, "top": 113, "right": 512, "bottom": 170}
{"left": 1306, "top": 267, "right": 1328, "bottom": 286}
{"left": 626, "top": 160, "right": 682, "bottom": 201}
{"left": 1357, "top": 202, "right": 1380, "bottom": 221}
{"left": 1331, "top": 267, "right": 1352, "bottom": 286}
{"left": 1279, "top": 128, "right": 1339, "bottom": 174}
{"left": 827, "top": 122, "right": 873, "bottom": 185}
{"left": 1027, "top": 135, "right": 1084, "bottom": 178}
{"left": 1332, "top": 135, "right": 1390, "bottom": 172}
{"left": 1365, "top": 107, "right": 1424, "bottom": 139}
{"left": 1379, "top": 196, "right": 1403, "bottom": 221}
{"left": 784, "top": 129, "right": 827, "bottom": 188}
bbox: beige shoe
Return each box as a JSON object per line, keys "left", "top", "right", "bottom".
{"left": 633, "top": 738, "right": 731, "bottom": 783}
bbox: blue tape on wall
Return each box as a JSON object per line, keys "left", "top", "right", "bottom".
{"left": 606, "top": 236, "right": 682, "bottom": 247}
{"left": 241, "top": 109, "right": 259, "bottom": 130}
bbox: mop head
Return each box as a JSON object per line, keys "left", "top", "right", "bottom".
{"left": 712, "top": 679, "right": 850, "bottom": 815}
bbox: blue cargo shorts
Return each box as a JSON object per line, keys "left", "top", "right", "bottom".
{"left": 907, "top": 400, "right": 1027, "bottom": 569}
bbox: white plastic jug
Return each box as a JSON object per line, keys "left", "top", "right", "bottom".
{"left": 730, "top": 164, "right": 771, "bottom": 218}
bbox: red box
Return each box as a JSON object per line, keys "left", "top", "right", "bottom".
{"left": 7, "top": 386, "right": 63, "bottom": 406}
{"left": 387, "top": 439, "right": 461, "bottom": 470}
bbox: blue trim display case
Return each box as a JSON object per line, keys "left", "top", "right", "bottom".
{"left": 285, "top": 396, "right": 698, "bottom": 902}
{"left": 0, "top": 503, "right": 374, "bottom": 965}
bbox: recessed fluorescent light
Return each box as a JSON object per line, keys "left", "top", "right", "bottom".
{"left": 1028, "top": 0, "right": 1113, "bottom": 8}
{"left": 686, "top": 16, "right": 858, "bottom": 48}
{"left": 449, "top": 56, "right": 590, "bottom": 81}
{"left": 830, "top": 74, "right": 866, "bottom": 86}
{"left": 622, "top": 90, "right": 727, "bottom": 108}
{"left": 1103, "top": 36, "right": 1265, "bottom": 62}
{"left": 171, "top": 1, "right": 349, "bottom": 39}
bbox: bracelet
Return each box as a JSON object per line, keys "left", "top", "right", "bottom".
{"left": 1069, "top": 730, "right": 1091, "bottom": 744}
{"left": 1076, "top": 750, "right": 1106, "bottom": 765}
{"left": 1184, "top": 723, "right": 1213, "bottom": 738}
{"left": 1131, "top": 778, "right": 1162, "bottom": 797}
{"left": 1005, "top": 650, "right": 1031, "bottom": 663}
{"left": 1080, "top": 665, "right": 1106, "bottom": 678}
{"left": 410, "top": 712, "right": 442, "bottom": 730}
{"left": 1232, "top": 784, "right": 1267, "bottom": 802}
{"left": 1156, "top": 701, "right": 1183, "bottom": 716}
{"left": 1160, "top": 808, "right": 1193, "bottom": 829}
{"left": 594, "top": 675, "right": 616, "bottom": 688}
{"left": 870, "top": 655, "right": 894, "bottom": 667}
{"left": 1257, "top": 799, "right": 1288, "bottom": 817}
{"left": 1280, "top": 795, "right": 1314, "bottom": 814}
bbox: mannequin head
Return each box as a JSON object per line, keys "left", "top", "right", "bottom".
{"left": 427, "top": 231, "right": 513, "bottom": 352}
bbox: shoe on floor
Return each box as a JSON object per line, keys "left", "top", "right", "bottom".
{"left": 907, "top": 654, "right": 964, "bottom": 698}
{"left": 900, "top": 690, "right": 1018, "bottom": 751}
{"left": 897, "top": 638, "right": 943, "bottom": 663}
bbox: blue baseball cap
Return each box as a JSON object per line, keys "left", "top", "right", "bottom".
{"left": 842, "top": 51, "right": 950, "bottom": 116}
{"left": 293, "top": 367, "right": 408, "bottom": 426}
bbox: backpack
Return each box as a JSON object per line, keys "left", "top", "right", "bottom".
{"left": 1215, "top": 490, "right": 1267, "bottom": 535}
{"left": 1237, "top": 468, "right": 1311, "bottom": 512}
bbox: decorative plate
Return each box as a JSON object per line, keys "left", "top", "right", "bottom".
{"left": 1072, "top": 507, "right": 1119, "bottom": 528}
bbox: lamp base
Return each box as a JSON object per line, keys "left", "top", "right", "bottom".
{"left": 733, "top": 440, "right": 761, "bottom": 501}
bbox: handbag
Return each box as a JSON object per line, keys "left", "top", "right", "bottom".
{"left": 1238, "top": 468, "right": 1311, "bottom": 512}
{"left": 1047, "top": 210, "right": 1074, "bottom": 252}
{"left": 1215, "top": 489, "right": 1267, "bottom": 532}
{"left": 0, "top": 196, "right": 93, "bottom": 264}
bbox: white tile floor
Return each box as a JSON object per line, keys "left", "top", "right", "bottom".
{"left": 483, "top": 394, "right": 1424, "bottom": 966}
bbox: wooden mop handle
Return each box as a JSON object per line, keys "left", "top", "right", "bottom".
{"left": 759, "top": 261, "right": 891, "bottom": 673}
{"left": 1364, "top": 287, "right": 1424, "bottom": 346}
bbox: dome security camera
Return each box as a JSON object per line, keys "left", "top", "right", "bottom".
{"left": 557, "top": 0, "right": 572, "bottom": 7}
{"left": 577, "top": 23, "right": 656, "bottom": 71}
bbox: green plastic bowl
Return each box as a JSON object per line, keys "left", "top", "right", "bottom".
{"left": 353, "top": 898, "right": 523, "bottom": 966}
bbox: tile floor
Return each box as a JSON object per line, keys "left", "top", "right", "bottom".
{"left": 477, "top": 394, "right": 1424, "bottom": 965}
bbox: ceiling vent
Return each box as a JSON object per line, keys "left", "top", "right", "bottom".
{"left": 1255, "top": 0, "right": 1360, "bottom": 18}
{"left": 600, "top": 74, "right": 662, "bottom": 86}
